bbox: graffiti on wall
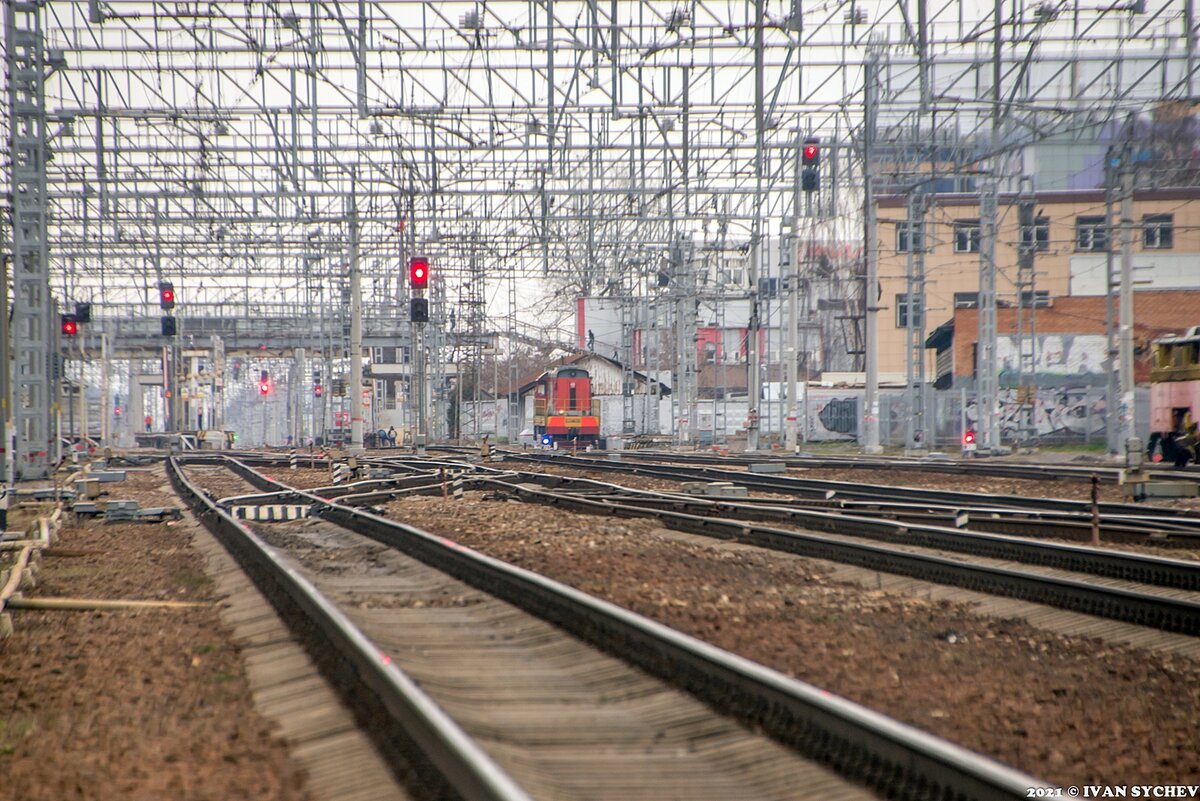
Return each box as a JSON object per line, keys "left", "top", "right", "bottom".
{"left": 965, "top": 386, "right": 1107, "bottom": 438}
{"left": 809, "top": 390, "right": 863, "bottom": 441}
{"left": 996, "top": 334, "right": 1107, "bottom": 378}
{"left": 806, "top": 386, "right": 1107, "bottom": 444}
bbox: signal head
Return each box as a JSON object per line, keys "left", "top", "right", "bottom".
{"left": 61, "top": 314, "right": 78, "bottom": 337}
{"left": 963, "top": 430, "right": 976, "bottom": 445}
{"left": 801, "top": 136, "right": 820, "bottom": 166}
{"left": 158, "top": 280, "right": 176, "bottom": 310}
{"left": 409, "top": 256, "right": 430, "bottom": 289}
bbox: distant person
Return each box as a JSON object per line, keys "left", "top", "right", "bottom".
{"left": 144, "top": 415, "right": 152, "bottom": 432}
{"left": 587, "top": 329, "right": 595, "bottom": 351}
{"left": 388, "top": 426, "right": 397, "bottom": 447}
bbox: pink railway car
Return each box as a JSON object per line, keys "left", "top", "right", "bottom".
{"left": 1148, "top": 326, "right": 1200, "bottom": 468}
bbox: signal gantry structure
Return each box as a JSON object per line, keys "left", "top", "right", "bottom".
{"left": 2, "top": 0, "right": 1196, "bottom": 476}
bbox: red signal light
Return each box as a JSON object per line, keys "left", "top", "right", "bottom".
{"left": 260, "top": 381, "right": 270, "bottom": 396}
{"left": 314, "top": 384, "right": 323, "bottom": 397}
{"left": 61, "top": 315, "right": 78, "bottom": 336}
{"left": 159, "top": 280, "right": 176, "bottom": 310}
{"left": 409, "top": 256, "right": 429, "bottom": 289}
{"left": 962, "top": 430, "right": 975, "bottom": 445}
{"left": 801, "top": 136, "right": 820, "bottom": 166}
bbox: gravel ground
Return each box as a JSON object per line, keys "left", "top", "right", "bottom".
{"left": 254, "top": 467, "right": 335, "bottom": 491}
{"left": 0, "top": 466, "right": 310, "bottom": 801}
{"left": 505, "top": 458, "right": 1134, "bottom": 502}
{"left": 383, "top": 491, "right": 1200, "bottom": 788}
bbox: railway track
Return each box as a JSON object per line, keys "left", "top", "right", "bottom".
{"left": 250, "top": 454, "right": 1200, "bottom": 635}
{"left": 497, "top": 451, "right": 1200, "bottom": 534}
{"left": 177, "top": 454, "right": 1045, "bottom": 801}
{"left": 554, "top": 447, "right": 1200, "bottom": 485}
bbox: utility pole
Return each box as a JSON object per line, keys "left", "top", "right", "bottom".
{"left": 975, "top": 0, "right": 1006, "bottom": 454}
{"left": 1103, "top": 151, "right": 1120, "bottom": 455}
{"left": 785, "top": 216, "right": 799, "bottom": 451}
{"left": 348, "top": 202, "right": 364, "bottom": 453}
{"left": 745, "top": 0, "right": 765, "bottom": 452}
{"left": 1117, "top": 138, "right": 1137, "bottom": 462}
{"left": 862, "top": 53, "right": 882, "bottom": 454}
{"left": 1014, "top": 183, "right": 1039, "bottom": 447}
{"left": 1, "top": 252, "right": 11, "bottom": 492}
{"left": 904, "top": 191, "right": 928, "bottom": 451}
{"left": 7, "top": 0, "right": 53, "bottom": 478}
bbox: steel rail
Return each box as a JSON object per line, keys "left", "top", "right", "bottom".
{"left": 474, "top": 471, "right": 1200, "bottom": 591}
{"left": 589, "top": 448, "right": 1200, "bottom": 485}
{"left": 502, "top": 451, "right": 1200, "bottom": 524}
{"left": 477, "top": 477, "right": 1200, "bottom": 634}
{"left": 239, "top": 450, "right": 1200, "bottom": 543}
{"left": 207, "top": 455, "right": 1045, "bottom": 801}
{"left": 582, "top": 486, "right": 1200, "bottom": 544}
{"left": 166, "top": 458, "right": 534, "bottom": 801}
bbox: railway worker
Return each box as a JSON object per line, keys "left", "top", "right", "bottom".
{"left": 1178, "top": 422, "right": 1199, "bottom": 468}
{"left": 387, "top": 426, "right": 397, "bottom": 448}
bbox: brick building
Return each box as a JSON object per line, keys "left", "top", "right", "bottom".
{"left": 877, "top": 188, "right": 1200, "bottom": 379}
{"left": 925, "top": 291, "right": 1200, "bottom": 388}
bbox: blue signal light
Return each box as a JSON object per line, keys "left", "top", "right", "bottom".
{"left": 541, "top": 435, "right": 553, "bottom": 446}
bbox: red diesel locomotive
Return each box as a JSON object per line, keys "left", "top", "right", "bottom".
{"left": 532, "top": 366, "right": 601, "bottom": 446}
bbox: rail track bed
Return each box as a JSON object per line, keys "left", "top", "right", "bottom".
{"left": 210, "top": 454, "right": 1200, "bottom": 790}
{"left": 581, "top": 448, "right": 1200, "bottom": 488}
{"left": 369, "top": 487, "right": 1200, "bottom": 789}
{"left": 178, "top": 458, "right": 1052, "bottom": 800}
{"left": 497, "top": 454, "right": 1200, "bottom": 549}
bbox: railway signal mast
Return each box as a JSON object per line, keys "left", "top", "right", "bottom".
{"left": 410, "top": 256, "right": 431, "bottom": 454}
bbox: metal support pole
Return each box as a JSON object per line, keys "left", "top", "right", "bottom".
{"left": 904, "top": 192, "right": 928, "bottom": 452}
{"left": 1118, "top": 145, "right": 1137, "bottom": 459}
{"left": 862, "top": 54, "right": 882, "bottom": 454}
{"left": 348, "top": 207, "right": 364, "bottom": 453}
{"left": 1104, "top": 156, "right": 1119, "bottom": 454}
{"left": 6, "top": 0, "right": 53, "bottom": 478}
{"left": 294, "top": 347, "right": 306, "bottom": 447}
{"left": 978, "top": 175, "right": 1000, "bottom": 453}
{"left": 745, "top": 0, "right": 765, "bottom": 452}
{"left": 100, "top": 334, "right": 110, "bottom": 447}
{"left": 1, "top": 252, "right": 11, "bottom": 487}
{"left": 785, "top": 219, "right": 799, "bottom": 452}
{"left": 976, "top": 0, "right": 1004, "bottom": 455}
{"left": 416, "top": 321, "right": 427, "bottom": 453}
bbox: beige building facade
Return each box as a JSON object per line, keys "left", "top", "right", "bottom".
{"left": 875, "top": 189, "right": 1200, "bottom": 379}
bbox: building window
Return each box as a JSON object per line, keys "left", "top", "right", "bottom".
{"left": 896, "top": 293, "right": 922, "bottom": 327}
{"left": 953, "top": 219, "right": 981, "bottom": 253}
{"left": 1020, "top": 216, "right": 1050, "bottom": 252}
{"left": 953, "top": 291, "right": 979, "bottom": 309}
{"left": 895, "top": 222, "right": 924, "bottom": 253}
{"left": 1076, "top": 216, "right": 1108, "bottom": 251}
{"left": 1143, "top": 214, "right": 1174, "bottom": 249}
{"left": 1018, "top": 289, "right": 1051, "bottom": 308}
